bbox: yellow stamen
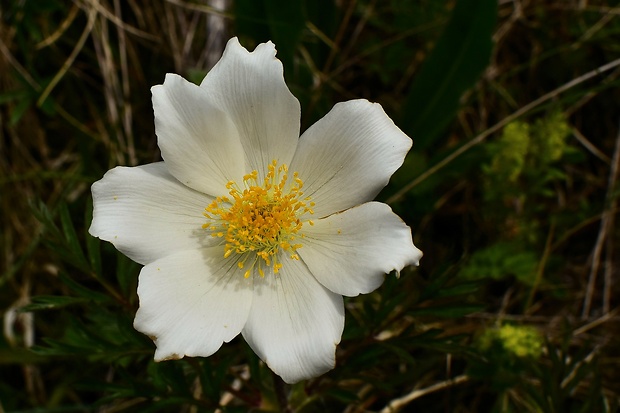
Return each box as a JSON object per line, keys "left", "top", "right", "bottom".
{"left": 204, "top": 160, "right": 313, "bottom": 278}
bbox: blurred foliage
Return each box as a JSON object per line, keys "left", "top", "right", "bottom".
{"left": 477, "top": 324, "right": 544, "bottom": 360}
{"left": 1, "top": 0, "right": 619, "bottom": 412}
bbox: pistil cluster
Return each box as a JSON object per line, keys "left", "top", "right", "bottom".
{"left": 203, "top": 160, "right": 314, "bottom": 277}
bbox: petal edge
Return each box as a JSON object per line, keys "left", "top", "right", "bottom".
{"left": 200, "top": 38, "right": 301, "bottom": 175}
{"left": 134, "top": 248, "right": 253, "bottom": 360}
{"left": 242, "top": 259, "right": 345, "bottom": 383}
{"left": 153, "top": 74, "right": 245, "bottom": 196}
{"left": 291, "top": 99, "right": 412, "bottom": 217}
{"left": 89, "top": 162, "right": 215, "bottom": 265}
{"left": 299, "top": 202, "right": 422, "bottom": 297}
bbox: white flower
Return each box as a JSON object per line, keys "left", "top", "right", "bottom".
{"left": 89, "top": 37, "right": 422, "bottom": 384}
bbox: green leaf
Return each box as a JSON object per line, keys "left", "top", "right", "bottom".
{"left": 409, "top": 304, "right": 485, "bottom": 318}
{"left": 57, "top": 271, "right": 111, "bottom": 303}
{"left": 0, "top": 234, "right": 40, "bottom": 288}
{"left": 434, "top": 280, "right": 483, "bottom": 298}
{"left": 402, "top": 0, "right": 497, "bottom": 149}
{"left": 378, "top": 341, "right": 418, "bottom": 364}
{"left": 148, "top": 361, "right": 192, "bottom": 398}
{"left": 115, "top": 250, "right": 139, "bottom": 299}
{"left": 19, "top": 295, "right": 90, "bottom": 312}
{"left": 59, "top": 202, "right": 87, "bottom": 270}
{"left": 30, "top": 199, "right": 61, "bottom": 239}
{"left": 0, "top": 88, "right": 29, "bottom": 104}
{"left": 31, "top": 200, "right": 92, "bottom": 273}
{"left": 85, "top": 196, "right": 102, "bottom": 277}
{"left": 9, "top": 95, "right": 33, "bottom": 125}
{"left": 235, "top": 0, "right": 268, "bottom": 38}
{"left": 234, "top": 0, "right": 304, "bottom": 73}
{"left": 264, "top": 0, "right": 304, "bottom": 72}
{"left": 0, "top": 347, "right": 46, "bottom": 364}
{"left": 325, "top": 387, "right": 360, "bottom": 404}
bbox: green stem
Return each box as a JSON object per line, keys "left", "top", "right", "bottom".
{"left": 272, "top": 371, "right": 292, "bottom": 413}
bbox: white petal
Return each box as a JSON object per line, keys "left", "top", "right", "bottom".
{"left": 200, "top": 38, "right": 300, "bottom": 175}
{"left": 299, "top": 202, "right": 422, "bottom": 297}
{"left": 89, "top": 163, "right": 215, "bottom": 265}
{"left": 242, "top": 259, "right": 344, "bottom": 384}
{"left": 290, "top": 100, "right": 412, "bottom": 217}
{"left": 134, "top": 248, "right": 253, "bottom": 360}
{"left": 153, "top": 73, "right": 245, "bottom": 196}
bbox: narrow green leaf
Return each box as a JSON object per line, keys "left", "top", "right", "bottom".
{"left": 434, "top": 280, "right": 483, "bottom": 298}
{"left": 30, "top": 199, "right": 62, "bottom": 241}
{"left": 84, "top": 196, "right": 102, "bottom": 277}
{"left": 0, "top": 88, "right": 29, "bottom": 104}
{"left": 264, "top": 0, "right": 305, "bottom": 72}
{"left": 234, "top": 0, "right": 304, "bottom": 73}
{"left": 409, "top": 304, "right": 485, "bottom": 318}
{"left": 57, "top": 271, "right": 111, "bottom": 303}
{"left": 115, "top": 250, "right": 139, "bottom": 298}
{"left": 59, "top": 203, "right": 85, "bottom": 265}
{"left": 402, "top": 0, "right": 497, "bottom": 149}
{"left": 234, "top": 0, "right": 270, "bottom": 42}
{"left": 0, "top": 234, "right": 40, "bottom": 288}
{"left": 0, "top": 347, "right": 46, "bottom": 364}
{"left": 19, "top": 295, "right": 89, "bottom": 312}
{"left": 325, "top": 387, "right": 360, "bottom": 404}
{"left": 9, "top": 95, "right": 33, "bottom": 125}
{"left": 378, "top": 342, "right": 418, "bottom": 364}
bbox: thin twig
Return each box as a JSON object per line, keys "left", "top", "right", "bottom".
{"left": 603, "top": 217, "right": 615, "bottom": 314}
{"left": 74, "top": 0, "right": 159, "bottom": 40}
{"left": 573, "top": 307, "right": 620, "bottom": 336}
{"left": 0, "top": 28, "right": 97, "bottom": 139}
{"left": 566, "top": 65, "right": 620, "bottom": 117}
{"left": 272, "top": 372, "right": 292, "bottom": 413}
{"left": 37, "top": 5, "right": 97, "bottom": 107}
{"left": 0, "top": 38, "right": 40, "bottom": 90}
{"left": 164, "top": 0, "right": 232, "bottom": 17}
{"left": 387, "top": 57, "right": 620, "bottom": 204}
{"left": 322, "top": 0, "right": 356, "bottom": 75}
{"left": 92, "top": 11, "right": 128, "bottom": 165}
{"left": 560, "top": 346, "right": 599, "bottom": 389}
{"left": 603, "top": 122, "right": 620, "bottom": 313}
{"left": 35, "top": 4, "right": 80, "bottom": 49}
{"left": 550, "top": 208, "right": 616, "bottom": 252}
{"left": 582, "top": 121, "right": 620, "bottom": 318}
{"left": 571, "top": 126, "right": 611, "bottom": 164}
{"left": 379, "top": 375, "right": 469, "bottom": 413}
{"left": 581, "top": 211, "right": 610, "bottom": 318}
{"left": 114, "top": 0, "right": 136, "bottom": 166}
{"left": 339, "top": 0, "right": 376, "bottom": 67}
{"left": 525, "top": 222, "right": 555, "bottom": 313}
{"left": 305, "top": 22, "right": 338, "bottom": 50}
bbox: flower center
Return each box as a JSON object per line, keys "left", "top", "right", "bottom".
{"left": 203, "top": 160, "right": 314, "bottom": 278}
